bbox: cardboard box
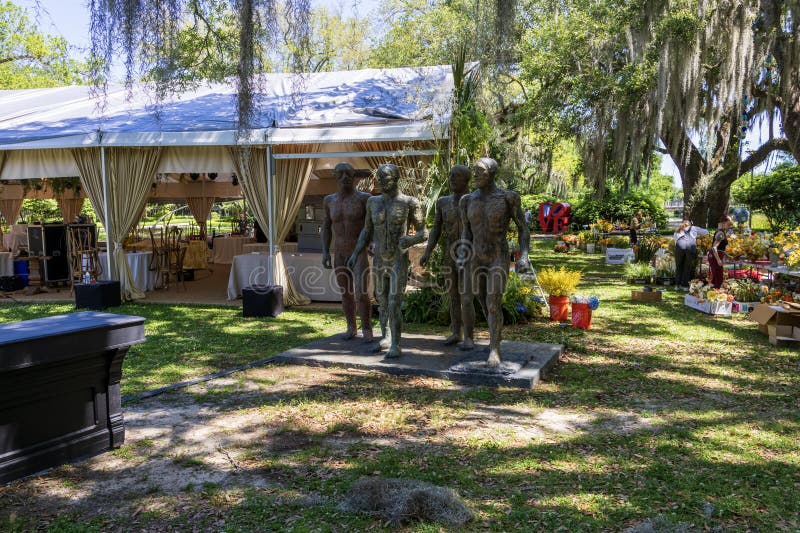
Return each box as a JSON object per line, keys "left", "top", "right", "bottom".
{"left": 632, "top": 290, "right": 662, "bottom": 302}
{"left": 750, "top": 304, "right": 800, "bottom": 333}
{"left": 684, "top": 294, "right": 732, "bottom": 316}
{"left": 767, "top": 325, "right": 800, "bottom": 346}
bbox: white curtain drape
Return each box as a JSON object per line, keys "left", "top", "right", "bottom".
{"left": 73, "top": 147, "right": 162, "bottom": 301}
{"left": 186, "top": 196, "right": 215, "bottom": 238}
{"left": 230, "top": 144, "right": 318, "bottom": 306}
{"left": 273, "top": 144, "right": 320, "bottom": 305}
{"left": 56, "top": 197, "right": 85, "bottom": 224}
{"left": 0, "top": 199, "right": 22, "bottom": 227}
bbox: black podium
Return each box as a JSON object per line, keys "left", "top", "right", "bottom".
{"left": 242, "top": 285, "right": 284, "bottom": 317}
{"left": 75, "top": 281, "right": 121, "bottom": 310}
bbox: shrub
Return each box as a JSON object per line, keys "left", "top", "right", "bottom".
{"left": 501, "top": 272, "right": 545, "bottom": 324}
{"left": 735, "top": 163, "right": 800, "bottom": 232}
{"left": 571, "top": 190, "right": 668, "bottom": 229}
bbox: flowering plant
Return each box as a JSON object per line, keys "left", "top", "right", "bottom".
{"left": 725, "top": 234, "right": 768, "bottom": 261}
{"left": 554, "top": 243, "right": 569, "bottom": 253}
{"left": 697, "top": 233, "right": 713, "bottom": 254}
{"left": 689, "top": 280, "right": 733, "bottom": 302}
{"left": 771, "top": 232, "right": 800, "bottom": 268}
{"left": 571, "top": 294, "right": 600, "bottom": 310}
{"left": 608, "top": 235, "right": 631, "bottom": 248}
{"left": 595, "top": 219, "right": 614, "bottom": 233}
{"left": 562, "top": 234, "right": 580, "bottom": 246}
{"left": 724, "top": 279, "right": 761, "bottom": 302}
{"left": 654, "top": 253, "right": 676, "bottom": 277}
{"left": 538, "top": 267, "right": 582, "bottom": 297}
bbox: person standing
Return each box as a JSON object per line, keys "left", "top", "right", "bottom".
{"left": 629, "top": 210, "right": 643, "bottom": 245}
{"left": 673, "top": 219, "right": 708, "bottom": 290}
{"left": 709, "top": 215, "right": 734, "bottom": 288}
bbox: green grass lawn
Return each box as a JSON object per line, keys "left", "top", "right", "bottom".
{"left": 0, "top": 302, "right": 347, "bottom": 396}
{"left": 1, "top": 242, "right": 798, "bottom": 532}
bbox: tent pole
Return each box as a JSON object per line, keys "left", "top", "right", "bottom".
{"left": 100, "top": 143, "right": 113, "bottom": 280}
{"left": 266, "top": 144, "right": 275, "bottom": 287}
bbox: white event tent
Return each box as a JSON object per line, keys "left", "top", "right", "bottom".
{"left": 0, "top": 65, "right": 454, "bottom": 303}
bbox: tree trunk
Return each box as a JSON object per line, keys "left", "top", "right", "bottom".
{"left": 703, "top": 183, "right": 732, "bottom": 229}
{"left": 782, "top": 100, "right": 800, "bottom": 163}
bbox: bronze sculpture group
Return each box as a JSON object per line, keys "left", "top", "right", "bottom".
{"left": 322, "top": 158, "right": 530, "bottom": 367}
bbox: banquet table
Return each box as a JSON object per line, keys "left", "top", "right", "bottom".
{"left": 242, "top": 243, "right": 271, "bottom": 254}
{"left": 212, "top": 236, "right": 254, "bottom": 264}
{"left": 227, "top": 253, "right": 270, "bottom": 300}
{"left": 227, "top": 252, "right": 342, "bottom": 301}
{"left": 0, "top": 252, "right": 13, "bottom": 277}
{"left": 3, "top": 225, "right": 28, "bottom": 254}
{"left": 99, "top": 251, "right": 159, "bottom": 292}
{"left": 183, "top": 240, "right": 208, "bottom": 270}
{"left": 284, "top": 253, "right": 341, "bottom": 302}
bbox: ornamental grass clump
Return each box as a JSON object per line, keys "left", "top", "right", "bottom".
{"left": 537, "top": 267, "right": 582, "bottom": 297}
{"left": 623, "top": 261, "right": 655, "bottom": 282}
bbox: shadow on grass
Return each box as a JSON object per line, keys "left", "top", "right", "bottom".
{"left": 1, "top": 368, "right": 798, "bottom": 532}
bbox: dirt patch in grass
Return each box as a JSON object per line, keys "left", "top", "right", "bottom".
{"left": 0, "top": 365, "right": 667, "bottom": 531}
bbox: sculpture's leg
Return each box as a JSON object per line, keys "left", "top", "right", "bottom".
{"left": 374, "top": 266, "right": 390, "bottom": 352}
{"left": 444, "top": 258, "right": 461, "bottom": 345}
{"left": 459, "top": 263, "right": 475, "bottom": 351}
{"left": 385, "top": 257, "right": 408, "bottom": 358}
{"left": 335, "top": 265, "right": 357, "bottom": 339}
{"left": 355, "top": 255, "right": 373, "bottom": 342}
{"left": 485, "top": 265, "right": 508, "bottom": 367}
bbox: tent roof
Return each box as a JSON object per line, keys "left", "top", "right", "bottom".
{"left": 0, "top": 66, "right": 453, "bottom": 149}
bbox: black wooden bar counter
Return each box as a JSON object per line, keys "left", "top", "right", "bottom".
{"left": 0, "top": 312, "right": 145, "bottom": 484}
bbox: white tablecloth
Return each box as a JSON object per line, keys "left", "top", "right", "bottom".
{"left": 227, "top": 252, "right": 370, "bottom": 302}
{"left": 242, "top": 243, "right": 271, "bottom": 254}
{"left": 99, "top": 251, "right": 159, "bottom": 291}
{"left": 284, "top": 253, "right": 341, "bottom": 302}
{"left": 3, "top": 225, "right": 28, "bottom": 253}
{"left": 227, "top": 253, "right": 270, "bottom": 300}
{"left": 0, "top": 252, "right": 13, "bottom": 277}
{"left": 212, "top": 236, "right": 254, "bottom": 264}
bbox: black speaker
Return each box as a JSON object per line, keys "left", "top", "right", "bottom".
{"left": 27, "top": 225, "right": 70, "bottom": 284}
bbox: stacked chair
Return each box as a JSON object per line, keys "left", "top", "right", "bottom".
{"left": 68, "top": 226, "right": 102, "bottom": 290}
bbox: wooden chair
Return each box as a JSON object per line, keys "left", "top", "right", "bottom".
{"left": 148, "top": 227, "right": 171, "bottom": 289}
{"left": 68, "top": 226, "right": 101, "bottom": 289}
{"left": 167, "top": 226, "right": 187, "bottom": 291}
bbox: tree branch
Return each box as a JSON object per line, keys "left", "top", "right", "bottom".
{"left": 0, "top": 54, "right": 39, "bottom": 65}
{"left": 739, "top": 137, "right": 792, "bottom": 175}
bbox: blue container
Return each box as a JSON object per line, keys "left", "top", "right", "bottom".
{"left": 13, "top": 260, "right": 29, "bottom": 287}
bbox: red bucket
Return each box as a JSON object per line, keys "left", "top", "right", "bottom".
{"left": 571, "top": 302, "right": 592, "bottom": 330}
{"left": 549, "top": 295, "right": 570, "bottom": 322}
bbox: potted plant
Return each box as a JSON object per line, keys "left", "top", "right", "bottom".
{"left": 537, "top": 266, "right": 583, "bottom": 321}
{"left": 654, "top": 253, "right": 676, "bottom": 285}
{"left": 623, "top": 262, "right": 655, "bottom": 285}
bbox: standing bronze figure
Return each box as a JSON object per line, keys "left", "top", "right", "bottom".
{"left": 322, "top": 162, "right": 373, "bottom": 341}
{"left": 420, "top": 165, "right": 471, "bottom": 345}
{"left": 458, "top": 157, "right": 530, "bottom": 366}
{"left": 348, "top": 164, "right": 428, "bottom": 358}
